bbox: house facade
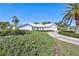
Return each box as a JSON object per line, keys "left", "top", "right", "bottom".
{"left": 19, "top": 23, "right": 57, "bottom": 31}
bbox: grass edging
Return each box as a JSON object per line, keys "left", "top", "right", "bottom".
{"left": 59, "top": 31, "right": 79, "bottom": 38}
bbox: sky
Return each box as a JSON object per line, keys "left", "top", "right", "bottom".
{"left": 0, "top": 3, "right": 75, "bottom": 25}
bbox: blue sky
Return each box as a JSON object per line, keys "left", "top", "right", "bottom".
{"left": 0, "top": 3, "right": 75, "bottom": 25}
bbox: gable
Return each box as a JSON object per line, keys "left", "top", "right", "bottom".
{"left": 19, "top": 23, "right": 57, "bottom": 28}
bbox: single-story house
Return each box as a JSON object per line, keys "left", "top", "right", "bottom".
{"left": 19, "top": 23, "right": 57, "bottom": 31}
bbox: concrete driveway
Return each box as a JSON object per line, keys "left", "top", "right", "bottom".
{"left": 48, "top": 32, "right": 79, "bottom": 45}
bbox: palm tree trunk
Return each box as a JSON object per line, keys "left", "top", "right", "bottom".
{"left": 75, "top": 18, "right": 79, "bottom": 33}
{"left": 67, "top": 26, "right": 70, "bottom": 31}
{"left": 75, "top": 13, "right": 79, "bottom": 33}
{"left": 14, "top": 23, "right": 18, "bottom": 29}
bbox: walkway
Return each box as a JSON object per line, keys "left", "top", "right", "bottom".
{"left": 48, "top": 32, "right": 79, "bottom": 45}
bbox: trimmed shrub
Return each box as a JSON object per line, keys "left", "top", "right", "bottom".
{"left": 0, "top": 31, "right": 54, "bottom": 56}
{"left": 0, "top": 30, "right": 11, "bottom": 36}
{"left": 14, "top": 30, "right": 26, "bottom": 35}
{"left": 0, "top": 29, "right": 53, "bottom": 36}
{"left": 59, "top": 31, "right": 79, "bottom": 38}
{"left": 0, "top": 30, "right": 26, "bottom": 36}
{"left": 25, "top": 30, "right": 33, "bottom": 34}
{"left": 0, "top": 30, "right": 6, "bottom": 36}
{"left": 33, "top": 30, "right": 54, "bottom": 32}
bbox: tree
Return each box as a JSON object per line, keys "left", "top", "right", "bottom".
{"left": 12, "top": 16, "right": 20, "bottom": 29}
{"left": 62, "top": 4, "right": 79, "bottom": 32}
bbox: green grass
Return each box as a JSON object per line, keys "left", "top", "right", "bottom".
{"left": 0, "top": 31, "right": 79, "bottom": 56}
{"left": 55, "top": 39, "right": 79, "bottom": 56}
{"left": 59, "top": 31, "right": 79, "bottom": 38}
{"left": 0, "top": 31, "right": 55, "bottom": 56}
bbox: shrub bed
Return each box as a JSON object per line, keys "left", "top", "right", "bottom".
{"left": 59, "top": 31, "right": 79, "bottom": 38}
{"left": 0, "top": 30, "right": 26, "bottom": 36}
{"left": 0, "top": 29, "right": 53, "bottom": 36}
{"left": 0, "top": 32, "right": 54, "bottom": 56}
{"left": 25, "top": 30, "right": 33, "bottom": 34}
{"left": 33, "top": 30, "right": 54, "bottom": 32}
{"left": 0, "top": 30, "right": 11, "bottom": 36}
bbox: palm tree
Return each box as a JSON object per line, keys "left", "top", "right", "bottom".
{"left": 34, "top": 22, "right": 39, "bottom": 30}
{"left": 63, "top": 4, "right": 79, "bottom": 33}
{"left": 12, "top": 16, "right": 20, "bottom": 29}
{"left": 42, "top": 22, "right": 47, "bottom": 30}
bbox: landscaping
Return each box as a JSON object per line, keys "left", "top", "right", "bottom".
{"left": 55, "top": 39, "right": 79, "bottom": 56}
{"left": 59, "top": 31, "right": 79, "bottom": 38}
{"left": 0, "top": 31, "right": 79, "bottom": 56}
{"left": 0, "top": 3, "right": 79, "bottom": 56}
{"left": 0, "top": 30, "right": 26, "bottom": 36}
{"left": 0, "top": 31, "right": 55, "bottom": 56}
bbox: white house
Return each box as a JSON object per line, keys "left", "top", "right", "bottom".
{"left": 19, "top": 23, "right": 57, "bottom": 31}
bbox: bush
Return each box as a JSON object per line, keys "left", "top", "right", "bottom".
{"left": 59, "top": 31, "right": 79, "bottom": 38}
{"left": 25, "top": 30, "right": 33, "bottom": 34}
{"left": 33, "top": 30, "right": 54, "bottom": 32}
{"left": 14, "top": 30, "right": 26, "bottom": 35}
{"left": 0, "top": 32, "right": 54, "bottom": 56}
{"left": 0, "top": 30, "right": 26, "bottom": 36}
{"left": 0, "top": 30, "right": 11, "bottom": 36}
{"left": 0, "top": 29, "right": 53, "bottom": 36}
{"left": 57, "top": 25, "right": 64, "bottom": 31}
{"left": 0, "top": 30, "right": 6, "bottom": 36}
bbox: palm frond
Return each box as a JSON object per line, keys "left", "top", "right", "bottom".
{"left": 63, "top": 13, "right": 72, "bottom": 25}
{"left": 63, "top": 12, "right": 71, "bottom": 21}
{"left": 67, "top": 14, "right": 72, "bottom": 23}
{"left": 68, "top": 3, "right": 76, "bottom": 6}
{"left": 69, "top": 16, "right": 73, "bottom": 26}
{"left": 65, "top": 14, "right": 72, "bottom": 24}
{"left": 63, "top": 10, "right": 72, "bottom": 14}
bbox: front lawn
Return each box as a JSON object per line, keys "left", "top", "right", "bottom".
{"left": 0, "top": 31, "right": 79, "bottom": 56}
{"left": 59, "top": 31, "right": 79, "bottom": 38}
{"left": 0, "top": 31, "right": 55, "bottom": 56}
{"left": 55, "top": 39, "right": 79, "bottom": 56}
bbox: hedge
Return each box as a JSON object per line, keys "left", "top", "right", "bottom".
{"left": 0, "top": 30, "right": 26, "bottom": 36}
{"left": 59, "top": 31, "right": 79, "bottom": 38}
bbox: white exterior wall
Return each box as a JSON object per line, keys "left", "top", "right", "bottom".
{"left": 47, "top": 26, "right": 57, "bottom": 31}
{"left": 51, "top": 26, "right": 57, "bottom": 31}
{"left": 20, "top": 25, "right": 32, "bottom": 30}
{"left": 37, "top": 26, "right": 57, "bottom": 31}
{"left": 19, "top": 23, "right": 57, "bottom": 31}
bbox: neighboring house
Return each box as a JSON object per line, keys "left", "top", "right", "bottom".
{"left": 0, "top": 22, "right": 10, "bottom": 30}
{"left": 19, "top": 23, "right": 57, "bottom": 31}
